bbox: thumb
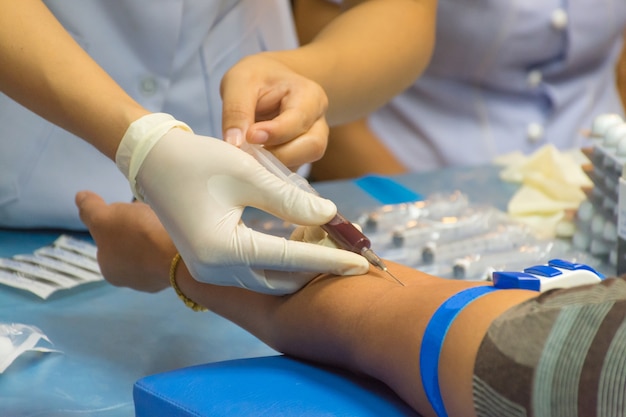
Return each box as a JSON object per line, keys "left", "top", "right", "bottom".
{"left": 75, "top": 190, "right": 107, "bottom": 228}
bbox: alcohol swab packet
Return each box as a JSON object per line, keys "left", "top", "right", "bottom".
{"left": 12, "top": 254, "right": 102, "bottom": 283}
{"left": 52, "top": 235, "right": 98, "bottom": 260}
{"left": 0, "top": 235, "right": 103, "bottom": 298}
{"left": 34, "top": 246, "right": 100, "bottom": 275}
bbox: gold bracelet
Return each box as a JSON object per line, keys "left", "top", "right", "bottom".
{"left": 169, "top": 253, "right": 207, "bottom": 312}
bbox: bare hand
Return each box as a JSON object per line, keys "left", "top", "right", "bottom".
{"left": 221, "top": 52, "right": 329, "bottom": 169}
{"left": 75, "top": 191, "right": 175, "bottom": 293}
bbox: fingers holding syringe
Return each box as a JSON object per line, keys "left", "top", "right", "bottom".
{"left": 237, "top": 165, "right": 338, "bottom": 227}
{"left": 240, "top": 227, "right": 369, "bottom": 277}
{"left": 221, "top": 53, "right": 329, "bottom": 168}
{"left": 252, "top": 114, "right": 329, "bottom": 169}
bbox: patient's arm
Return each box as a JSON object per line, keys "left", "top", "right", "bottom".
{"left": 174, "top": 259, "right": 535, "bottom": 417}
{"left": 76, "top": 190, "right": 537, "bottom": 417}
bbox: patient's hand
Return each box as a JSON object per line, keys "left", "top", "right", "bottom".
{"left": 75, "top": 191, "right": 176, "bottom": 292}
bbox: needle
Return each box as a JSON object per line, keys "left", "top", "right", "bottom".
{"left": 384, "top": 268, "right": 405, "bottom": 286}
{"left": 362, "top": 248, "right": 405, "bottom": 286}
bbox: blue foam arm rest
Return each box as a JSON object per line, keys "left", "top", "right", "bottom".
{"left": 134, "top": 355, "right": 419, "bottom": 417}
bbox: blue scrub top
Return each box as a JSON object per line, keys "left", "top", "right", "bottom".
{"left": 370, "top": 0, "right": 626, "bottom": 171}
{"left": 0, "top": 0, "right": 297, "bottom": 230}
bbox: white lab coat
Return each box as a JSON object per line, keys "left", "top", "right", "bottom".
{"left": 369, "top": 0, "right": 626, "bottom": 171}
{"left": 0, "top": 0, "right": 298, "bottom": 229}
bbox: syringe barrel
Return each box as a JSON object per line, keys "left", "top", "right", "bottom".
{"left": 287, "top": 172, "right": 319, "bottom": 195}
{"left": 321, "top": 212, "right": 371, "bottom": 253}
{"left": 241, "top": 142, "right": 372, "bottom": 253}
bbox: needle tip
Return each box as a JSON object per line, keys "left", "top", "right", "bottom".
{"left": 361, "top": 248, "right": 405, "bottom": 286}
{"left": 386, "top": 269, "right": 405, "bottom": 286}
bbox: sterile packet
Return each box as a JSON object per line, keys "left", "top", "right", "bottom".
{"left": 356, "top": 191, "right": 470, "bottom": 235}
{"left": 387, "top": 206, "right": 510, "bottom": 249}
{"left": 0, "top": 323, "right": 59, "bottom": 373}
{"left": 0, "top": 235, "right": 103, "bottom": 299}
{"left": 355, "top": 191, "right": 606, "bottom": 281}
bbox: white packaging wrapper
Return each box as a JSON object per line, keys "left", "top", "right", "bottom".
{"left": 0, "top": 235, "right": 103, "bottom": 299}
{"left": 0, "top": 323, "right": 59, "bottom": 373}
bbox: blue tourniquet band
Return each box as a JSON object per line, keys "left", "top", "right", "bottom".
{"left": 420, "top": 286, "right": 497, "bottom": 417}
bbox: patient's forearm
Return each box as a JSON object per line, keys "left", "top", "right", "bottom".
{"left": 175, "top": 261, "right": 536, "bottom": 417}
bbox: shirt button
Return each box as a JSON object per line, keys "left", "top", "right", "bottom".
{"left": 527, "top": 69, "right": 543, "bottom": 88}
{"left": 140, "top": 76, "right": 158, "bottom": 96}
{"left": 527, "top": 123, "right": 544, "bottom": 143}
{"left": 551, "top": 9, "right": 568, "bottom": 31}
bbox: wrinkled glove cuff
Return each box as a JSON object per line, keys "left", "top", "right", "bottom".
{"left": 116, "top": 113, "right": 192, "bottom": 201}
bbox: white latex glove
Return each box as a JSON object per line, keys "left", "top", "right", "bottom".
{"left": 116, "top": 113, "right": 369, "bottom": 295}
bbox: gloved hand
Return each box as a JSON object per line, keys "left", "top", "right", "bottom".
{"left": 116, "top": 113, "right": 369, "bottom": 295}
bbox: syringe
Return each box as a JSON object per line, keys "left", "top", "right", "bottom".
{"left": 241, "top": 142, "right": 404, "bottom": 286}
